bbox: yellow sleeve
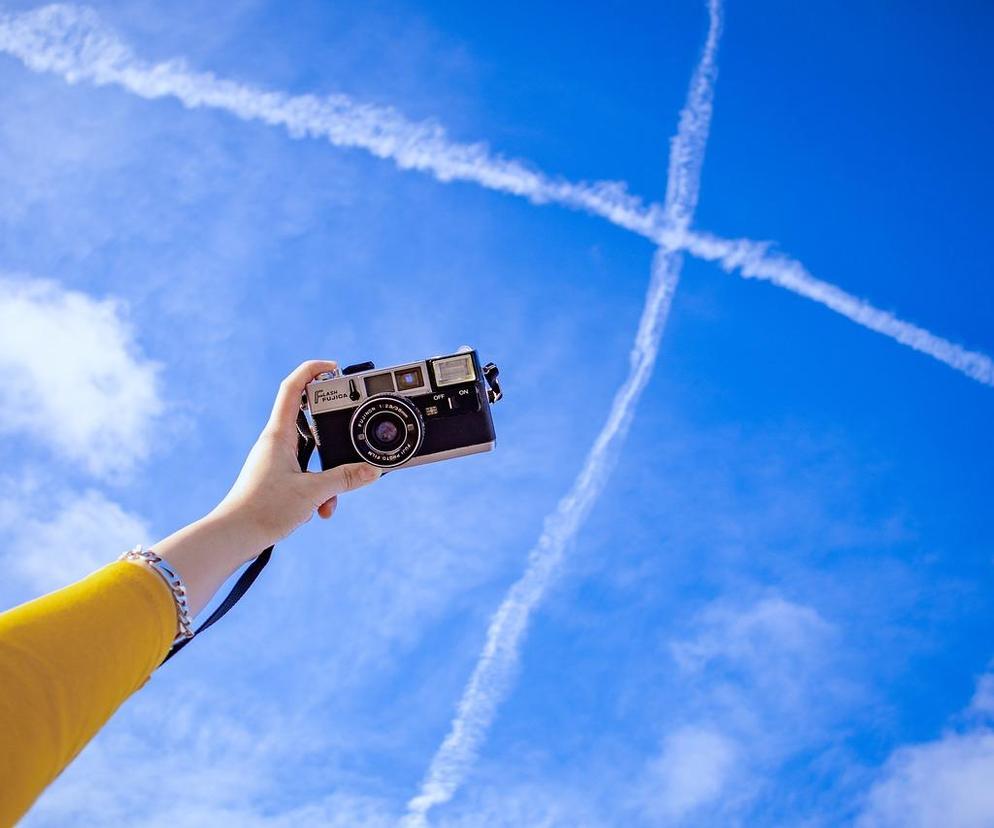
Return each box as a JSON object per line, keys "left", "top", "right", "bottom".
{"left": 0, "top": 561, "right": 176, "bottom": 827}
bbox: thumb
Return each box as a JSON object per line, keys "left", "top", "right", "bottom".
{"left": 310, "top": 461, "right": 381, "bottom": 501}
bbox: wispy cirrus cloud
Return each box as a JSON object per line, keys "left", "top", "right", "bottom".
{"left": 0, "top": 4, "right": 991, "bottom": 390}
{"left": 639, "top": 725, "right": 739, "bottom": 822}
{"left": 0, "top": 273, "right": 162, "bottom": 478}
{"left": 403, "top": 1, "right": 723, "bottom": 822}
{"left": 642, "top": 595, "right": 843, "bottom": 824}
{"left": 19, "top": 679, "right": 399, "bottom": 828}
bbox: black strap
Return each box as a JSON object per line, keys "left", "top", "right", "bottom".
{"left": 483, "top": 362, "right": 502, "bottom": 404}
{"left": 161, "top": 410, "right": 317, "bottom": 665}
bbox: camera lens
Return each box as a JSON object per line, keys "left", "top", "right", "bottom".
{"left": 374, "top": 419, "right": 399, "bottom": 445}
{"left": 368, "top": 413, "right": 402, "bottom": 450}
{"left": 349, "top": 393, "right": 425, "bottom": 468}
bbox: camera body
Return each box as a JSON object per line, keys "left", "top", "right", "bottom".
{"left": 303, "top": 347, "right": 501, "bottom": 471}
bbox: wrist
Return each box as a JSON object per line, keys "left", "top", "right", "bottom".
{"left": 201, "top": 504, "right": 270, "bottom": 567}
{"left": 149, "top": 507, "right": 267, "bottom": 618}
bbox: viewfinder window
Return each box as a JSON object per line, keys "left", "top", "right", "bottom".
{"left": 433, "top": 355, "right": 476, "bottom": 386}
{"left": 394, "top": 366, "right": 424, "bottom": 391}
{"left": 364, "top": 372, "right": 395, "bottom": 395}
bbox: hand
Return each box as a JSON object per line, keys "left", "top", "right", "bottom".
{"left": 149, "top": 361, "right": 380, "bottom": 617}
{"left": 213, "top": 360, "right": 382, "bottom": 554}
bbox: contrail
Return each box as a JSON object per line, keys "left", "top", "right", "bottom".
{"left": 673, "top": 230, "right": 994, "bottom": 386}
{"left": 402, "top": 2, "right": 723, "bottom": 824}
{"left": 0, "top": 3, "right": 662, "bottom": 240}
{"left": 2, "top": 5, "right": 991, "bottom": 390}
{"left": 1, "top": 5, "right": 991, "bottom": 389}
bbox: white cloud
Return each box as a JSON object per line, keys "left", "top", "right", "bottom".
{"left": 858, "top": 729, "right": 994, "bottom": 828}
{"left": 19, "top": 681, "right": 401, "bottom": 828}
{"left": 858, "top": 672, "right": 994, "bottom": 828}
{"left": 91, "top": 793, "right": 398, "bottom": 828}
{"left": 2, "top": 484, "right": 150, "bottom": 593}
{"left": 969, "top": 673, "right": 994, "bottom": 718}
{"left": 434, "top": 779, "right": 610, "bottom": 828}
{"left": 643, "top": 725, "right": 738, "bottom": 821}
{"left": 0, "top": 274, "right": 162, "bottom": 479}
{"left": 652, "top": 595, "right": 841, "bottom": 820}
{"left": 671, "top": 596, "right": 834, "bottom": 682}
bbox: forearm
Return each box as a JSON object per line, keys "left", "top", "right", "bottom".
{"left": 147, "top": 506, "right": 268, "bottom": 617}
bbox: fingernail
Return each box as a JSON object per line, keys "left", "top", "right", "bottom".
{"left": 360, "top": 465, "right": 382, "bottom": 482}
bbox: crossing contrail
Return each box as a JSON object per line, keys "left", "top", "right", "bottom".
{"left": 402, "top": 2, "right": 722, "bottom": 824}
{"left": 1, "top": 5, "right": 990, "bottom": 389}
{"left": 1, "top": 0, "right": 991, "bottom": 821}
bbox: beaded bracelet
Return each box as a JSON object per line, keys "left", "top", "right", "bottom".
{"left": 119, "top": 545, "right": 195, "bottom": 645}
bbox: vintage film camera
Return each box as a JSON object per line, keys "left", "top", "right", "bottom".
{"left": 302, "top": 347, "right": 502, "bottom": 471}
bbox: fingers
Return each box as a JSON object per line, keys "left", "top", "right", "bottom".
{"left": 267, "top": 359, "right": 337, "bottom": 436}
{"left": 310, "top": 461, "right": 381, "bottom": 502}
{"left": 317, "top": 496, "right": 338, "bottom": 519}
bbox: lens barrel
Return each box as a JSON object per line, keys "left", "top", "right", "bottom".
{"left": 349, "top": 393, "right": 425, "bottom": 468}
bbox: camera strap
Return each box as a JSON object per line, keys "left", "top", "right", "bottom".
{"left": 483, "top": 361, "right": 502, "bottom": 403}
{"left": 160, "top": 409, "right": 317, "bottom": 665}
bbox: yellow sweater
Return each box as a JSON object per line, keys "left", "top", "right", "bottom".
{"left": 0, "top": 562, "right": 175, "bottom": 826}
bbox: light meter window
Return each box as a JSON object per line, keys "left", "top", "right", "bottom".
{"left": 364, "top": 372, "right": 395, "bottom": 395}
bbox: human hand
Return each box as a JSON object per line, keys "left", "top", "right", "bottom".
{"left": 213, "top": 360, "right": 381, "bottom": 556}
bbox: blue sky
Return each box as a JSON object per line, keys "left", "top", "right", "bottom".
{"left": 0, "top": 1, "right": 992, "bottom": 826}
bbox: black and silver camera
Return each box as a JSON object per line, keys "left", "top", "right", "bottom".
{"left": 302, "top": 347, "right": 503, "bottom": 471}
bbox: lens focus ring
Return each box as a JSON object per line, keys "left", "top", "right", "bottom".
{"left": 349, "top": 393, "right": 425, "bottom": 468}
